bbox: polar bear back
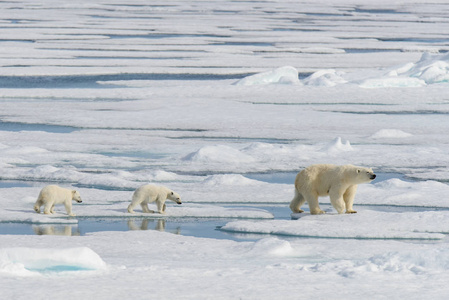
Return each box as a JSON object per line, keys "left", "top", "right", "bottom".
{"left": 39, "top": 185, "right": 74, "bottom": 204}
{"left": 295, "top": 164, "right": 373, "bottom": 196}
{"left": 133, "top": 184, "right": 170, "bottom": 202}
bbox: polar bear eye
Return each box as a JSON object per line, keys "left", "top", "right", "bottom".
{"left": 171, "top": 192, "right": 174, "bottom": 195}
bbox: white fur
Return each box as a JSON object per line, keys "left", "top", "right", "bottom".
{"left": 127, "top": 184, "right": 182, "bottom": 214}
{"left": 289, "top": 164, "right": 375, "bottom": 215}
{"left": 34, "top": 185, "right": 82, "bottom": 217}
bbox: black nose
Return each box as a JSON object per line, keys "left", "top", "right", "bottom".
{"left": 371, "top": 174, "right": 376, "bottom": 179}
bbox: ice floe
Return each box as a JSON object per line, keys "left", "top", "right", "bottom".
{"left": 0, "top": 247, "right": 106, "bottom": 276}
{"left": 221, "top": 210, "right": 449, "bottom": 240}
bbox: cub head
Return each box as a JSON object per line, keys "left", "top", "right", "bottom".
{"left": 355, "top": 167, "right": 376, "bottom": 183}
{"left": 71, "top": 190, "right": 82, "bottom": 203}
{"left": 168, "top": 191, "right": 182, "bottom": 205}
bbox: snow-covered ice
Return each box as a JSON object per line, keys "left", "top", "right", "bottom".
{"left": 2, "top": 0, "right": 449, "bottom": 299}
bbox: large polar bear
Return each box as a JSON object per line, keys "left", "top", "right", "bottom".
{"left": 127, "top": 184, "right": 182, "bottom": 214}
{"left": 34, "top": 185, "right": 82, "bottom": 217}
{"left": 289, "top": 164, "right": 376, "bottom": 215}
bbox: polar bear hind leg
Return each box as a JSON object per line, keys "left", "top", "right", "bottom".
{"left": 304, "top": 192, "right": 325, "bottom": 215}
{"left": 43, "top": 201, "right": 54, "bottom": 215}
{"left": 289, "top": 190, "right": 305, "bottom": 213}
{"left": 141, "top": 202, "right": 154, "bottom": 213}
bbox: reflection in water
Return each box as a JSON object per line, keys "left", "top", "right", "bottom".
{"left": 127, "top": 218, "right": 181, "bottom": 234}
{"left": 32, "top": 225, "right": 80, "bottom": 236}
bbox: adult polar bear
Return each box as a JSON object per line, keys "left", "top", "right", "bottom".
{"left": 290, "top": 164, "right": 376, "bottom": 215}
{"left": 128, "top": 184, "right": 182, "bottom": 214}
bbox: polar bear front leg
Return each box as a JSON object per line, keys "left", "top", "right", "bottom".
{"left": 156, "top": 200, "right": 166, "bottom": 214}
{"left": 343, "top": 185, "right": 358, "bottom": 213}
{"left": 329, "top": 187, "right": 345, "bottom": 214}
{"left": 65, "top": 202, "right": 76, "bottom": 217}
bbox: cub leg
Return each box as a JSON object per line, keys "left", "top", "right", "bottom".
{"left": 65, "top": 202, "right": 75, "bottom": 217}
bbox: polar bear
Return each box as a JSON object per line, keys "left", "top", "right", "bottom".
{"left": 127, "top": 184, "right": 182, "bottom": 214}
{"left": 289, "top": 164, "right": 376, "bottom": 215}
{"left": 34, "top": 185, "right": 82, "bottom": 217}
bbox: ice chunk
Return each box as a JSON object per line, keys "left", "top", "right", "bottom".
{"left": 233, "top": 66, "right": 300, "bottom": 86}
{"left": 370, "top": 129, "right": 413, "bottom": 139}
{"left": 323, "top": 137, "right": 354, "bottom": 153}
{"left": 183, "top": 145, "right": 255, "bottom": 164}
{"left": 203, "top": 174, "right": 260, "bottom": 186}
{"left": 361, "top": 52, "right": 449, "bottom": 88}
{"left": 0, "top": 247, "right": 106, "bottom": 276}
{"left": 303, "top": 69, "right": 347, "bottom": 87}
{"left": 359, "top": 77, "right": 426, "bottom": 88}
{"left": 249, "top": 238, "right": 295, "bottom": 256}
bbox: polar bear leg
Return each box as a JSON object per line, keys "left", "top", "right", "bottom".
{"left": 156, "top": 200, "right": 166, "bottom": 214}
{"left": 128, "top": 195, "right": 142, "bottom": 213}
{"left": 64, "top": 202, "right": 75, "bottom": 217}
{"left": 329, "top": 188, "right": 345, "bottom": 214}
{"left": 289, "top": 190, "right": 305, "bottom": 213}
{"left": 141, "top": 203, "right": 154, "bottom": 213}
{"left": 343, "top": 185, "right": 358, "bottom": 213}
{"left": 43, "top": 202, "right": 53, "bottom": 214}
{"left": 304, "top": 192, "right": 325, "bottom": 215}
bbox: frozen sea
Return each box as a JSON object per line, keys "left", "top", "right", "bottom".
{"left": 2, "top": 0, "right": 449, "bottom": 299}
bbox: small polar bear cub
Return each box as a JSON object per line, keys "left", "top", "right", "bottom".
{"left": 127, "top": 184, "right": 182, "bottom": 214}
{"left": 289, "top": 164, "right": 376, "bottom": 215}
{"left": 34, "top": 185, "right": 82, "bottom": 217}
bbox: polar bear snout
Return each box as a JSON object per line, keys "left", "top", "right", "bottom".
{"left": 370, "top": 174, "right": 376, "bottom": 180}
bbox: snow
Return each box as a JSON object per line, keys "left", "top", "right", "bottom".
{"left": 2, "top": 0, "right": 449, "bottom": 298}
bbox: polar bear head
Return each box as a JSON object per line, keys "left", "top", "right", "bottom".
{"left": 167, "top": 190, "right": 182, "bottom": 205}
{"left": 353, "top": 166, "right": 376, "bottom": 184}
{"left": 71, "top": 190, "right": 82, "bottom": 203}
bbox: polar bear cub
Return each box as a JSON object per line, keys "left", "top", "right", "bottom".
{"left": 289, "top": 164, "right": 375, "bottom": 215}
{"left": 127, "top": 184, "right": 182, "bottom": 214}
{"left": 34, "top": 185, "right": 82, "bottom": 217}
